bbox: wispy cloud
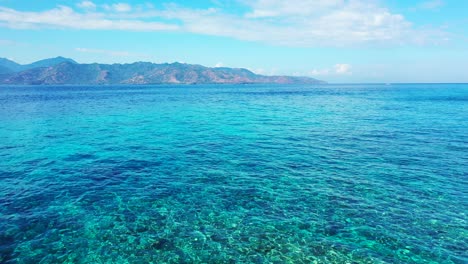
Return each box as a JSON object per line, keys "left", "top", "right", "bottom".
{"left": 0, "top": 38, "right": 27, "bottom": 47}
{"left": 310, "top": 64, "right": 352, "bottom": 76}
{"left": 245, "top": 0, "right": 346, "bottom": 18}
{"left": 75, "top": 47, "right": 133, "bottom": 57}
{"left": 0, "top": 1, "right": 448, "bottom": 46}
{"left": 0, "top": 6, "right": 179, "bottom": 31}
{"left": 77, "top": 1, "right": 96, "bottom": 10}
{"left": 418, "top": 0, "right": 445, "bottom": 10}
{"left": 310, "top": 68, "right": 330, "bottom": 76}
{"left": 0, "top": 38, "right": 16, "bottom": 45}
{"left": 103, "top": 3, "right": 132, "bottom": 13}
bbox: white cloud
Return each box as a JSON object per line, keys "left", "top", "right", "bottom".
{"left": 310, "top": 63, "right": 352, "bottom": 76}
{"left": 249, "top": 67, "right": 279, "bottom": 75}
{"left": 77, "top": 1, "right": 96, "bottom": 10}
{"left": 250, "top": 68, "right": 265, "bottom": 74}
{"left": 0, "top": 1, "right": 447, "bottom": 46}
{"left": 104, "top": 3, "right": 132, "bottom": 13}
{"left": 334, "top": 64, "right": 352, "bottom": 74}
{"left": 310, "top": 68, "right": 330, "bottom": 76}
{"left": 214, "top": 62, "right": 224, "bottom": 67}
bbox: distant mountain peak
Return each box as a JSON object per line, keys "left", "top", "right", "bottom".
{"left": 0, "top": 56, "right": 78, "bottom": 74}
{"left": 0, "top": 58, "right": 22, "bottom": 73}
{"left": 28, "top": 57, "right": 77, "bottom": 68}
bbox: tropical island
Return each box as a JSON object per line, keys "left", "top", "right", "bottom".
{"left": 0, "top": 57, "right": 325, "bottom": 85}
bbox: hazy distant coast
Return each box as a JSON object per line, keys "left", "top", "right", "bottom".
{"left": 0, "top": 57, "right": 325, "bottom": 85}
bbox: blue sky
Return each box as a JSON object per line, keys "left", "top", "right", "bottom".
{"left": 0, "top": 0, "right": 467, "bottom": 83}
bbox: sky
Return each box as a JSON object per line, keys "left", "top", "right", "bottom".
{"left": 0, "top": 0, "right": 467, "bottom": 83}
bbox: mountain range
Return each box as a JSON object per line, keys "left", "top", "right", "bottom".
{"left": 0, "top": 57, "right": 325, "bottom": 85}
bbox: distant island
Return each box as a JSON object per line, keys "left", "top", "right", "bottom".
{"left": 0, "top": 57, "right": 325, "bottom": 85}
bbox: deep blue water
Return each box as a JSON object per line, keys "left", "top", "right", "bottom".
{"left": 0, "top": 84, "right": 466, "bottom": 263}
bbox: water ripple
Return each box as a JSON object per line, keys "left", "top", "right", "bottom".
{"left": 0, "top": 84, "right": 467, "bottom": 263}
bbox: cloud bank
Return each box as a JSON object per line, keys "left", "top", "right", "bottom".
{"left": 0, "top": 0, "right": 447, "bottom": 46}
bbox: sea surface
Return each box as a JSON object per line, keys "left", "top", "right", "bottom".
{"left": 0, "top": 84, "right": 466, "bottom": 263}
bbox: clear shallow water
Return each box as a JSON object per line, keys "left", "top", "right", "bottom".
{"left": 0, "top": 84, "right": 466, "bottom": 263}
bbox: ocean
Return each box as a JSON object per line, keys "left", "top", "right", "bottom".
{"left": 0, "top": 84, "right": 466, "bottom": 263}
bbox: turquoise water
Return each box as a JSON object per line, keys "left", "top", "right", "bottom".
{"left": 0, "top": 84, "right": 466, "bottom": 263}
